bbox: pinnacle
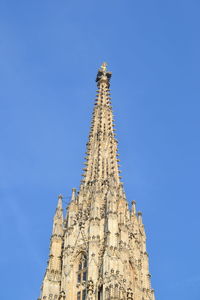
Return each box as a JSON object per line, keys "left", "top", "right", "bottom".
{"left": 57, "top": 194, "right": 63, "bottom": 210}
{"left": 71, "top": 188, "right": 76, "bottom": 201}
{"left": 52, "top": 195, "right": 64, "bottom": 237}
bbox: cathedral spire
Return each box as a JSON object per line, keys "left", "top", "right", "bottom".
{"left": 39, "top": 64, "right": 155, "bottom": 300}
{"left": 81, "top": 63, "right": 121, "bottom": 187}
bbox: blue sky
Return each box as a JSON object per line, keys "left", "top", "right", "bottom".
{"left": 0, "top": 0, "right": 200, "bottom": 299}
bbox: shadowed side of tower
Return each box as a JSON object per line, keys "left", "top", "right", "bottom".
{"left": 38, "top": 64, "right": 155, "bottom": 300}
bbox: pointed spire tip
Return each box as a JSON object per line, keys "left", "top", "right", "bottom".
{"left": 71, "top": 188, "right": 76, "bottom": 201}
{"left": 56, "top": 194, "right": 63, "bottom": 210}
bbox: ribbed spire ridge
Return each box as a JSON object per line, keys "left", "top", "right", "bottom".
{"left": 81, "top": 63, "right": 121, "bottom": 187}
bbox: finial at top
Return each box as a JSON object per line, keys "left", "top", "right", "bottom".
{"left": 101, "top": 62, "right": 108, "bottom": 72}
{"left": 96, "top": 62, "right": 112, "bottom": 85}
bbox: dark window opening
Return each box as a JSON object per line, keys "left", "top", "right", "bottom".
{"left": 77, "top": 291, "right": 81, "bottom": 300}
{"left": 83, "top": 271, "right": 87, "bottom": 281}
{"left": 77, "top": 290, "right": 86, "bottom": 300}
{"left": 98, "top": 286, "right": 103, "bottom": 300}
{"left": 82, "top": 289, "right": 86, "bottom": 300}
{"left": 77, "top": 273, "right": 81, "bottom": 283}
{"left": 77, "top": 254, "right": 88, "bottom": 284}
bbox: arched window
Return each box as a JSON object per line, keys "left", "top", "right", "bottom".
{"left": 77, "top": 289, "right": 86, "bottom": 300}
{"left": 98, "top": 285, "right": 103, "bottom": 300}
{"left": 77, "top": 254, "right": 87, "bottom": 283}
{"left": 105, "top": 287, "right": 110, "bottom": 300}
{"left": 77, "top": 254, "right": 87, "bottom": 300}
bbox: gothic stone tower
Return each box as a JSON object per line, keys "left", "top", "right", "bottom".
{"left": 38, "top": 63, "right": 155, "bottom": 300}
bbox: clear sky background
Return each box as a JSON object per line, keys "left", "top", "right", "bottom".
{"left": 0, "top": 0, "right": 200, "bottom": 299}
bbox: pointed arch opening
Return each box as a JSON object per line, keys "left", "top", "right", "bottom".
{"left": 76, "top": 253, "right": 88, "bottom": 300}
{"left": 77, "top": 253, "right": 88, "bottom": 283}
{"left": 98, "top": 285, "right": 103, "bottom": 300}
